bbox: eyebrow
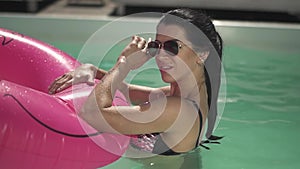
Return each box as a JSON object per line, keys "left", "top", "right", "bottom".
{"left": 155, "top": 39, "right": 181, "bottom": 43}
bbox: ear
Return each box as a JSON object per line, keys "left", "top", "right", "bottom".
{"left": 196, "top": 51, "right": 209, "bottom": 64}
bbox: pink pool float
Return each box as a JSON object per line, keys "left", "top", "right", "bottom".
{"left": 0, "top": 28, "right": 130, "bottom": 169}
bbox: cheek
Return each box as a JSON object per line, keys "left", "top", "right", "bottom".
{"left": 174, "top": 56, "right": 198, "bottom": 79}
{"left": 182, "top": 50, "right": 199, "bottom": 68}
{"left": 172, "top": 58, "right": 191, "bottom": 77}
{"left": 177, "top": 53, "right": 196, "bottom": 69}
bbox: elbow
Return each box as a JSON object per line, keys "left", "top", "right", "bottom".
{"left": 79, "top": 98, "right": 102, "bottom": 124}
{"left": 78, "top": 103, "right": 105, "bottom": 132}
{"left": 79, "top": 93, "right": 122, "bottom": 133}
{"left": 79, "top": 104, "right": 87, "bottom": 118}
{"left": 79, "top": 92, "right": 100, "bottom": 122}
{"left": 78, "top": 104, "right": 93, "bottom": 123}
{"left": 79, "top": 105, "right": 121, "bottom": 134}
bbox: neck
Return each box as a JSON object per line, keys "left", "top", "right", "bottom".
{"left": 170, "top": 66, "right": 205, "bottom": 101}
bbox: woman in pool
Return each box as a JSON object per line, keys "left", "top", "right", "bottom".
{"left": 49, "top": 8, "right": 223, "bottom": 155}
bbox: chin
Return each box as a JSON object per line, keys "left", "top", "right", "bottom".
{"left": 160, "top": 70, "right": 176, "bottom": 83}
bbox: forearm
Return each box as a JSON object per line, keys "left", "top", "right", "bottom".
{"left": 93, "top": 65, "right": 170, "bottom": 106}
{"left": 93, "top": 64, "right": 151, "bottom": 105}
{"left": 94, "top": 58, "right": 130, "bottom": 109}
{"left": 80, "top": 58, "right": 130, "bottom": 129}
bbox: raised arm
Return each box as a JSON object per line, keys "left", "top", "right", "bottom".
{"left": 79, "top": 36, "right": 181, "bottom": 134}
{"left": 48, "top": 36, "right": 170, "bottom": 105}
{"left": 79, "top": 55, "right": 196, "bottom": 136}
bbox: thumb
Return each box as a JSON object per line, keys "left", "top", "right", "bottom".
{"left": 142, "top": 37, "right": 152, "bottom": 53}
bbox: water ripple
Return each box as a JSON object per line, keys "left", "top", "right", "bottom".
{"left": 222, "top": 117, "right": 292, "bottom": 124}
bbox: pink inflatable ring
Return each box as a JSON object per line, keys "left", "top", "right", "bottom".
{"left": 0, "top": 28, "right": 130, "bottom": 169}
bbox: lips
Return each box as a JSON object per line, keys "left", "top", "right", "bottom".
{"left": 156, "top": 58, "right": 174, "bottom": 71}
{"left": 158, "top": 65, "right": 173, "bottom": 71}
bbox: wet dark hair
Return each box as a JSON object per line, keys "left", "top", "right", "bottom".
{"left": 158, "top": 8, "right": 223, "bottom": 109}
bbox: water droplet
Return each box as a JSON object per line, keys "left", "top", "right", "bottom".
{"left": 19, "top": 92, "right": 24, "bottom": 97}
{"left": 4, "top": 86, "right": 10, "bottom": 91}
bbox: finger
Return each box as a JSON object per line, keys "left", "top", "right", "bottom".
{"left": 51, "top": 73, "right": 73, "bottom": 85}
{"left": 49, "top": 75, "right": 65, "bottom": 88}
{"left": 143, "top": 37, "right": 152, "bottom": 53}
{"left": 55, "top": 80, "right": 73, "bottom": 93}
{"left": 49, "top": 87, "right": 56, "bottom": 94}
{"left": 132, "top": 35, "right": 141, "bottom": 41}
{"left": 131, "top": 35, "right": 137, "bottom": 40}
{"left": 49, "top": 81, "right": 66, "bottom": 94}
{"left": 49, "top": 76, "right": 71, "bottom": 89}
{"left": 48, "top": 74, "right": 72, "bottom": 94}
{"left": 131, "top": 36, "right": 139, "bottom": 45}
{"left": 49, "top": 79, "right": 63, "bottom": 94}
{"left": 137, "top": 37, "right": 146, "bottom": 49}
{"left": 49, "top": 83, "right": 62, "bottom": 94}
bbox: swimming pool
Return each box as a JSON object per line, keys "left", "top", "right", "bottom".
{"left": 1, "top": 15, "right": 300, "bottom": 169}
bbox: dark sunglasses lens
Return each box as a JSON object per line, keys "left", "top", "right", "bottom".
{"left": 147, "top": 41, "right": 159, "bottom": 57}
{"left": 163, "top": 41, "right": 179, "bottom": 56}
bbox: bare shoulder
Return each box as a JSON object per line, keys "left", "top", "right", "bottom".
{"left": 147, "top": 96, "right": 199, "bottom": 126}
{"left": 150, "top": 96, "right": 201, "bottom": 150}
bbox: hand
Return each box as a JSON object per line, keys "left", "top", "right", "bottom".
{"left": 48, "top": 64, "right": 97, "bottom": 94}
{"left": 119, "top": 36, "right": 151, "bottom": 70}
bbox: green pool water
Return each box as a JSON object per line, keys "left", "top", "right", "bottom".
{"left": 1, "top": 15, "right": 300, "bottom": 169}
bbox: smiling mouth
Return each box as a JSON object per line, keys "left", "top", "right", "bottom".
{"left": 159, "top": 65, "right": 173, "bottom": 71}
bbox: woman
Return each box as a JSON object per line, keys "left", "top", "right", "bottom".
{"left": 49, "top": 8, "right": 223, "bottom": 155}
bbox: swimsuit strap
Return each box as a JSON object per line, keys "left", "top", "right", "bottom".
{"left": 188, "top": 100, "right": 203, "bottom": 148}
{"left": 152, "top": 134, "right": 181, "bottom": 155}
{"left": 130, "top": 99, "right": 204, "bottom": 155}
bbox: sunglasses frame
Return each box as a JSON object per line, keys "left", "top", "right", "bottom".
{"left": 147, "top": 39, "right": 183, "bottom": 57}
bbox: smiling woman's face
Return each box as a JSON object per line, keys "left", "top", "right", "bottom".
{"left": 155, "top": 24, "right": 199, "bottom": 84}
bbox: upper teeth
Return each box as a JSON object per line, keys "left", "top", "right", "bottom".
{"left": 162, "top": 66, "right": 171, "bottom": 69}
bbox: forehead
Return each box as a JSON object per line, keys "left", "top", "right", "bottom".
{"left": 156, "top": 24, "right": 188, "bottom": 42}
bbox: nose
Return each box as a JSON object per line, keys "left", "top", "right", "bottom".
{"left": 155, "top": 50, "right": 172, "bottom": 64}
{"left": 155, "top": 49, "right": 170, "bottom": 59}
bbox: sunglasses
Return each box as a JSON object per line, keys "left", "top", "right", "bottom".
{"left": 147, "top": 40, "right": 183, "bottom": 57}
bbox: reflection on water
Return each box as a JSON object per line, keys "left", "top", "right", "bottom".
{"left": 127, "top": 147, "right": 202, "bottom": 169}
